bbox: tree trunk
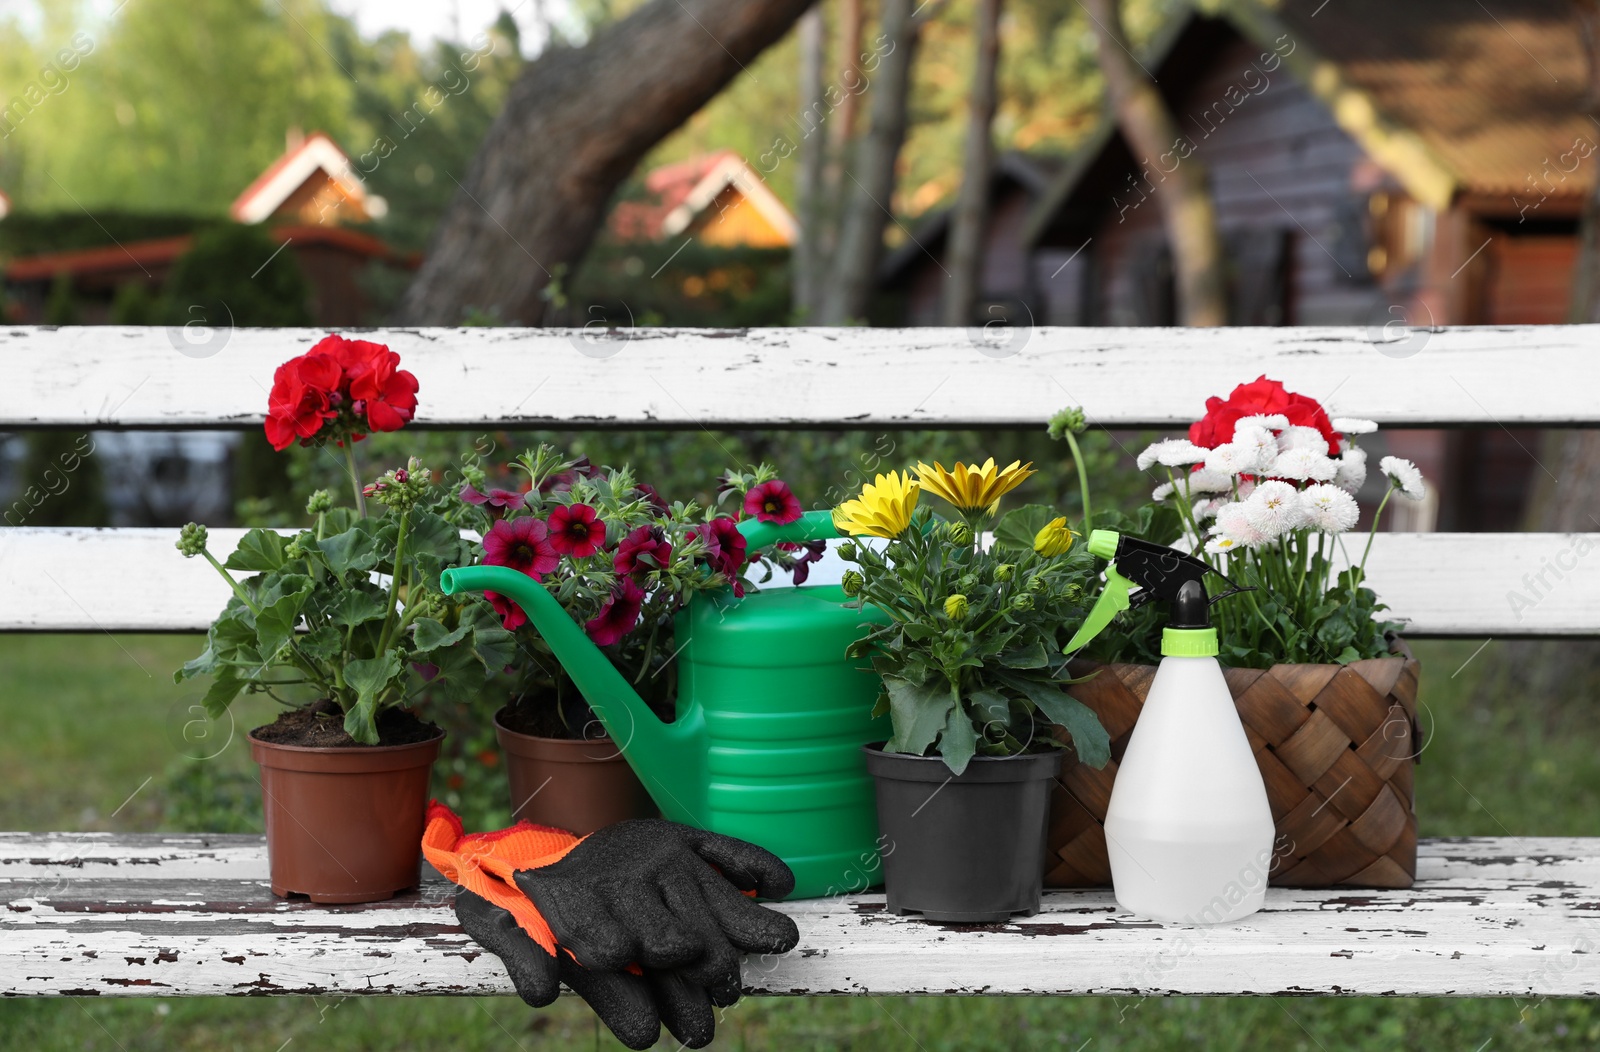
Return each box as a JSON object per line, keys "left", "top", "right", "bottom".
{"left": 941, "top": 0, "right": 1003, "bottom": 326}
{"left": 794, "top": 7, "right": 828, "bottom": 319}
{"left": 817, "top": 0, "right": 922, "bottom": 325}
{"left": 397, "top": 0, "right": 817, "bottom": 325}
{"left": 1082, "top": 0, "right": 1226, "bottom": 327}
{"left": 1568, "top": 0, "right": 1600, "bottom": 322}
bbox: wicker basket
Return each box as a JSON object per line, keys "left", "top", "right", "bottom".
{"left": 1046, "top": 642, "right": 1421, "bottom": 889}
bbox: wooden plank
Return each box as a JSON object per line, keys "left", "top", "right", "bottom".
{"left": 3, "top": 326, "right": 1599, "bottom": 430}
{"left": 3, "top": 834, "right": 1598, "bottom": 997}
{"left": 1, "top": 528, "right": 1595, "bottom": 636}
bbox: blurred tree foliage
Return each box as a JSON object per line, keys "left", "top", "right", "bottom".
{"left": 162, "top": 223, "right": 315, "bottom": 328}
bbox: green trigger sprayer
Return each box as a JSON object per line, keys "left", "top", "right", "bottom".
{"left": 440, "top": 510, "right": 891, "bottom": 900}
{"left": 1066, "top": 530, "right": 1275, "bottom": 925}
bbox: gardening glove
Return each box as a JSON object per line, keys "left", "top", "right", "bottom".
{"left": 422, "top": 805, "right": 799, "bottom": 1049}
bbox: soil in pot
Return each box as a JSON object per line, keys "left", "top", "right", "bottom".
{"left": 865, "top": 745, "right": 1061, "bottom": 924}
{"left": 250, "top": 700, "right": 443, "bottom": 904}
{"left": 495, "top": 702, "right": 655, "bottom": 835}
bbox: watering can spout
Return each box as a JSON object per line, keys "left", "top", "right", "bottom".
{"left": 439, "top": 564, "right": 703, "bottom": 812}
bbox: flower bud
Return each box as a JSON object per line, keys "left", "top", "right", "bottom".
{"left": 1026, "top": 574, "right": 1048, "bottom": 595}
{"left": 1048, "top": 406, "right": 1088, "bottom": 439}
{"left": 284, "top": 532, "right": 313, "bottom": 560}
{"left": 1012, "top": 592, "right": 1035, "bottom": 612}
{"left": 175, "top": 522, "right": 208, "bottom": 558}
{"left": 995, "top": 563, "right": 1014, "bottom": 582}
{"left": 1033, "top": 516, "right": 1077, "bottom": 558}
{"left": 841, "top": 570, "right": 864, "bottom": 597}
{"left": 305, "top": 489, "right": 334, "bottom": 515}
{"left": 944, "top": 521, "right": 974, "bottom": 547}
{"left": 837, "top": 541, "right": 859, "bottom": 562}
{"left": 944, "top": 594, "right": 970, "bottom": 622}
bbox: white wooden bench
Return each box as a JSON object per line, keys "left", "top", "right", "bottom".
{"left": 3, "top": 324, "right": 1599, "bottom": 999}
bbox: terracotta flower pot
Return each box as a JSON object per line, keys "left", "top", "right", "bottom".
{"left": 1047, "top": 642, "right": 1422, "bottom": 890}
{"left": 494, "top": 710, "right": 655, "bottom": 835}
{"left": 249, "top": 728, "right": 443, "bottom": 904}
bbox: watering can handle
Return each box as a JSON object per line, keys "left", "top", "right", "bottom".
{"left": 737, "top": 509, "right": 842, "bottom": 552}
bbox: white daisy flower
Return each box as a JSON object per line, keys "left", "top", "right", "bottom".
{"left": 1152, "top": 480, "right": 1176, "bottom": 501}
{"left": 1332, "top": 417, "right": 1379, "bottom": 435}
{"left": 1243, "top": 479, "right": 1301, "bottom": 537}
{"left": 1213, "top": 502, "right": 1267, "bottom": 548}
{"left": 1204, "top": 442, "right": 1255, "bottom": 476}
{"left": 1192, "top": 497, "right": 1226, "bottom": 522}
{"left": 1205, "top": 535, "right": 1241, "bottom": 555}
{"left": 1271, "top": 447, "right": 1338, "bottom": 482}
{"left": 1379, "top": 455, "right": 1426, "bottom": 501}
{"left": 1300, "top": 483, "right": 1360, "bottom": 533}
{"left": 1183, "top": 468, "right": 1234, "bottom": 494}
{"left": 1334, "top": 447, "right": 1367, "bottom": 493}
{"left": 1276, "top": 425, "right": 1328, "bottom": 456}
{"left": 1137, "top": 438, "right": 1208, "bottom": 470}
{"left": 1231, "top": 424, "right": 1280, "bottom": 473}
{"left": 1235, "top": 414, "right": 1289, "bottom": 431}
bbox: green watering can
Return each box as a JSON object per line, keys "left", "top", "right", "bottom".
{"left": 439, "top": 510, "right": 891, "bottom": 899}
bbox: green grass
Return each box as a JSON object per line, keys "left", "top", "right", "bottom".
{"left": 2, "top": 635, "right": 1598, "bottom": 1050}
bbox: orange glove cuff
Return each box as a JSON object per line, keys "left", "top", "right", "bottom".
{"left": 422, "top": 802, "right": 584, "bottom": 956}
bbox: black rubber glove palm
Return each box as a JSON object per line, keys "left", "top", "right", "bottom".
{"left": 455, "top": 819, "right": 799, "bottom": 1050}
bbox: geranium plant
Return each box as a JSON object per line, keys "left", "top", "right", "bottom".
{"left": 176, "top": 338, "right": 511, "bottom": 745}
{"left": 832, "top": 458, "right": 1111, "bottom": 775}
{"left": 447, "top": 445, "right": 819, "bottom": 734}
{"left": 1132, "top": 375, "right": 1423, "bottom": 668}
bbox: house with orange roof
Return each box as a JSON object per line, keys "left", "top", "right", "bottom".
{"left": 4, "top": 132, "right": 413, "bottom": 326}
{"left": 608, "top": 150, "right": 797, "bottom": 249}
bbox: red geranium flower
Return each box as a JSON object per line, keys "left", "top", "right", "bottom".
{"left": 744, "top": 479, "right": 802, "bottom": 525}
{"left": 585, "top": 580, "right": 645, "bottom": 646}
{"left": 264, "top": 351, "right": 341, "bottom": 450}
{"left": 614, "top": 525, "right": 672, "bottom": 576}
{"left": 698, "top": 516, "right": 748, "bottom": 596}
{"left": 1188, "top": 375, "right": 1341, "bottom": 451}
{"left": 483, "top": 517, "right": 559, "bottom": 578}
{"left": 548, "top": 504, "right": 605, "bottom": 558}
{"left": 321, "top": 335, "right": 419, "bottom": 433}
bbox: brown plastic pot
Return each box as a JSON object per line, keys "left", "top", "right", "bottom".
{"left": 249, "top": 728, "right": 443, "bottom": 904}
{"left": 494, "top": 710, "right": 655, "bottom": 835}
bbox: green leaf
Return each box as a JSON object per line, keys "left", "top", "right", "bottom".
{"left": 200, "top": 672, "right": 244, "bottom": 718}
{"left": 992, "top": 504, "right": 1059, "bottom": 552}
{"left": 342, "top": 651, "right": 402, "bottom": 745}
{"left": 882, "top": 674, "right": 956, "bottom": 757}
{"left": 254, "top": 574, "right": 313, "bottom": 659}
{"left": 405, "top": 510, "right": 464, "bottom": 562}
{"left": 466, "top": 603, "right": 518, "bottom": 671}
{"left": 996, "top": 673, "right": 1111, "bottom": 769}
{"left": 413, "top": 616, "right": 470, "bottom": 652}
{"left": 317, "top": 525, "right": 379, "bottom": 576}
{"left": 940, "top": 699, "right": 978, "bottom": 775}
{"left": 329, "top": 585, "right": 388, "bottom": 628}
{"left": 299, "top": 625, "right": 342, "bottom": 662}
{"left": 999, "top": 641, "right": 1050, "bottom": 669}
{"left": 967, "top": 688, "right": 1011, "bottom": 727}
{"left": 223, "top": 528, "right": 288, "bottom": 572}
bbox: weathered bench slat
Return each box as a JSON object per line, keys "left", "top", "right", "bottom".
{"left": 4, "top": 834, "right": 1598, "bottom": 997}
{"left": 4, "top": 325, "right": 1596, "bottom": 429}
{"left": 3, "top": 528, "right": 1594, "bottom": 636}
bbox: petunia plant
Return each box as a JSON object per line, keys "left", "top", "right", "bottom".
{"left": 1128, "top": 376, "right": 1415, "bottom": 667}
{"left": 833, "top": 459, "right": 1112, "bottom": 775}
{"left": 176, "top": 338, "right": 510, "bottom": 746}
{"left": 447, "top": 445, "right": 820, "bottom": 735}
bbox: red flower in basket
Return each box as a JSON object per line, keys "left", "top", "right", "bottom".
{"left": 482, "top": 517, "right": 560, "bottom": 631}
{"left": 698, "top": 516, "right": 749, "bottom": 596}
{"left": 744, "top": 480, "right": 802, "bottom": 525}
{"left": 614, "top": 525, "right": 672, "bottom": 576}
{"left": 262, "top": 335, "right": 419, "bottom": 450}
{"left": 1189, "top": 375, "right": 1340, "bottom": 451}
{"left": 264, "top": 351, "right": 342, "bottom": 450}
{"left": 549, "top": 504, "right": 605, "bottom": 558}
{"left": 585, "top": 579, "right": 645, "bottom": 646}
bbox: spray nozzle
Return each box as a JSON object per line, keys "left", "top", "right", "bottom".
{"left": 1065, "top": 530, "right": 1252, "bottom": 655}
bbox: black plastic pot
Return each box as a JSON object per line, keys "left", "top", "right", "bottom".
{"left": 864, "top": 744, "right": 1062, "bottom": 923}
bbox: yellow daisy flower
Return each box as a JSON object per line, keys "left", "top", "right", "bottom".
{"left": 832, "top": 470, "right": 921, "bottom": 539}
{"left": 915, "top": 458, "right": 1035, "bottom": 514}
{"left": 1033, "top": 516, "right": 1078, "bottom": 558}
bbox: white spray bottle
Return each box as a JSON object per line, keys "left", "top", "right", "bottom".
{"left": 1065, "top": 530, "right": 1276, "bottom": 924}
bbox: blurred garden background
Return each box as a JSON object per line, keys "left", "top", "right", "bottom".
{"left": 5, "top": 0, "right": 1600, "bottom": 1047}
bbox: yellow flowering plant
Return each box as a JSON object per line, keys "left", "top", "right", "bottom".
{"left": 834, "top": 458, "right": 1113, "bottom": 775}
